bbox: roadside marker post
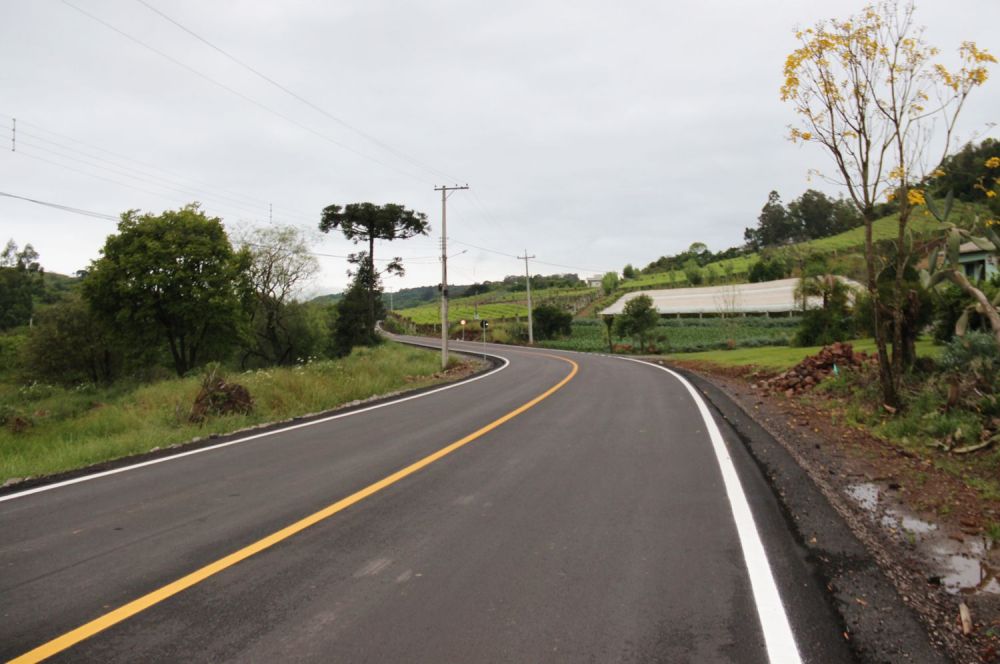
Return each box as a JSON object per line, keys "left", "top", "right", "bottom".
{"left": 480, "top": 320, "right": 489, "bottom": 359}
{"left": 460, "top": 319, "right": 466, "bottom": 341}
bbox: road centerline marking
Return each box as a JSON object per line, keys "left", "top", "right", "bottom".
{"left": 10, "top": 355, "right": 578, "bottom": 664}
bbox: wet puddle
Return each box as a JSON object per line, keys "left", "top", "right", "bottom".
{"left": 845, "top": 482, "right": 1000, "bottom": 595}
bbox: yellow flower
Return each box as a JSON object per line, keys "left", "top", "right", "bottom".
{"left": 986, "top": 156, "right": 1000, "bottom": 169}
{"left": 907, "top": 189, "right": 925, "bottom": 206}
{"left": 932, "top": 169, "right": 946, "bottom": 178}
{"left": 801, "top": 131, "right": 812, "bottom": 141}
{"left": 988, "top": 190, "right": 997, "bottom": 199}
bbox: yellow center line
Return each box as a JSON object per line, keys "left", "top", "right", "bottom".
{"left": 10, "top": 354, "right": 578, "bottom": 664}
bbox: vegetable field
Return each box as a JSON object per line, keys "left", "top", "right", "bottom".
{"left": 537, "top": 317, "right": 800, "bottom": 353}
{"left": 395, "top": 287, "right": 599, "bottom": 325}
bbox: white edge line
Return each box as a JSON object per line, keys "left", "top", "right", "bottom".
{"left": 0, "top": 345, "right": 511, "bottom": 504}
{"left": 618, "top": 357, "right": 802, "bottom": 664}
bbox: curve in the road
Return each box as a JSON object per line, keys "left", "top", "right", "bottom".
{"left": 8, "top": 354, "right": 577, "bottom": 664}
{"left": 0, "top": 351, "right": 513, "bottom": 505}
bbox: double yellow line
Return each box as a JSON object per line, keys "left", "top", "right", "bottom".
{"left": 11, "top": 355, "right": 578, "bottom": 663}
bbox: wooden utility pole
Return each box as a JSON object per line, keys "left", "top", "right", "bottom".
{"left": 518, "top": 250, "right": 536, "bottom": 344}
{"left": 434, "top": 184, "right": 468, "bottom": 369}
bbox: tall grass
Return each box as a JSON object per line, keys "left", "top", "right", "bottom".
{"left": 0, "top": 343, "right": 456, "bottom": 483}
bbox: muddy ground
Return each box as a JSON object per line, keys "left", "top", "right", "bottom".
{"left": 671, "top": 359, "right": 1000, "bottom": 663}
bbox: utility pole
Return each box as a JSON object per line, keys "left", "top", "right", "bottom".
{"left": 518, "top": 249, "right": 536, "bottom": 344}
{"left": 434, "top": 184, "right": 469, "bottom": 370}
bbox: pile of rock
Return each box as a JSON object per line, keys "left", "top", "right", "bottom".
{"left": 756, "top": 342, "right": 871, "bottom": 397}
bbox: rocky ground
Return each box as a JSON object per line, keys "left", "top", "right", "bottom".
{"left": 670, "top": 352, "right": 1000, "bottom": 663}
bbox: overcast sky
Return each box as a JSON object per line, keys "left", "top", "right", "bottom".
{"left": 2, "top": 0, "right": 998, "bottom": 297}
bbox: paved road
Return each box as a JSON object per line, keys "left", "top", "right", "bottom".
{"left": 1, "top": 339, "right": 854, "bottom": 663}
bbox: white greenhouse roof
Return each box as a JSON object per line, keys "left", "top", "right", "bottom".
{"left": 600, "top": 277, "right": 862, "bottom": 316}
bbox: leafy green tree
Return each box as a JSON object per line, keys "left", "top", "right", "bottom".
{"left": 238, "top": 226, "right": 321, "bottom": 367}
{"left": 683, "top": 259, "right": 703, "bottom": 285}
{"left": 319, "top": 202, "right": 428, "bottom": 336}
{"left": 929, "top": 138, "right": 1000, "bottom": 216}
{"left": 600, "top": 271, "right": 619, "bottom": 295}
{"left": 622, "top": 264, "right": 636, "bottom": 279}
{"left": 0, "top": 240, "right": 43, "bottom": 330}
{"left": 22, "top": 295, "right": 121, "bottom": 384}
{"left": 744, "top": 191, "right": 799, "bottom": 250}
{"left": 748, "top": 257, "right": 788, "bottom": 283}
{"left": 794, "top": 276, "right": 854, "bottom": 346}
{"left": 332, "top": 252, "right": 386, "bottom": 356}
{"left": 614, "top": 294, "right": 659, "bottom": 351}
{"left": 788, "top": 190, "right": 862, "bottom": 239}
{"left": 83, "top": 204, "right": 246, "bottom": 377}
{"left": 533, "top": 304, "right": 572, "bottom": 340}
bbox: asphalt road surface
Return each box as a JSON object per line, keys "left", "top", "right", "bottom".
{"left": 1, "top": 338, "right": 857, "bottom": 663}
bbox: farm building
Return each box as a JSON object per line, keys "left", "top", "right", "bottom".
{"left": 600, "top": 277, "right": 862, "bottom": 317}
{"left": 959, "top": 240, "right": 998, "bottom": 282}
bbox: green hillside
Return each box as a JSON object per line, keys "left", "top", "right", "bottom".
{"left": 621, "top": 205, "right": 974, "bottom": 291}
{"left": 394, "top": 286, "right": 599, "bottom": 325}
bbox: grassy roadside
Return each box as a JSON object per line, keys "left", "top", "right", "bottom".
{"left": 0, "top": 342, "right": 466, "bottom": 485}
{"left": 669, "top": 335, "right": 1000, "bottom": 524}
{"left": 664, "top": 337, "right": 941, "bottom": 370}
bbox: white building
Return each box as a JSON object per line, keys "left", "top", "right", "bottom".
{"left": 600, "top": 277, "right": 862, "bottom": 317}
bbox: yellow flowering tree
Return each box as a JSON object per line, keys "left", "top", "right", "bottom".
{"left": 781, "top": 0, "right": 994, "bottom": 407}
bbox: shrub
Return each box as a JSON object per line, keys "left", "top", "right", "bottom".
{"left": 533, "top": 304, "right": 572, "bottom": 340}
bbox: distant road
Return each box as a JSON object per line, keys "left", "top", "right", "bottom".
{"left": 1, "top": 337, "right": 853, "bottom": 662}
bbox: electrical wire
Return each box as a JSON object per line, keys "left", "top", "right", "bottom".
{"left": 58, "top": 0, "right": 435, "bottom": 185}
{"left": 133, "top": 0, "right": 460, "bottom": 184}
{"left": 0, "top": 115, "right": 316, "bottom": 223}
{"left": 0, "top": 190, "right": 119, "bottom": 221}
{"left": 13, "top": 139, "right": 294, "bottom": 223}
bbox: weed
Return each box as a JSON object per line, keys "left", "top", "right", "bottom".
{"left": 0, "top": 342, "right": 453, "bottom": 483}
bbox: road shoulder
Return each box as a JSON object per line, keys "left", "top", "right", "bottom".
{"left": 676, "top": 365, "right": 953, "bottom": 663}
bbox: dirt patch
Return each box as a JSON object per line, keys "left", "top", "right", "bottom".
{"left": 404, "top": 359, "right": 482, "bottom": 384}
{"left": 679, "top": 359, "right": 1000, "bottom": 662}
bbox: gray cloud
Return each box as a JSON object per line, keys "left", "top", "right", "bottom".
{"left": 1, "top": 0, "right": 997, "bottom": 297}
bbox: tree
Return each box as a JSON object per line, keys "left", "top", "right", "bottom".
{"left": 748, "top": 256, "right": 789, "bottom": 283}
{"left": 683, "top": 259, "right": 703, "bottom": 285}
{"left": 319, "top": 202, "right": 428, "bottom": 336}
{"left": 622, "top": 264, "right": 636, "bottom": 279}
{"left": 533, "top": 304, "right": 572, "bottom": 340}
{"left": 744, "top": 191, "right": 799, "bottom": 250}
{"left": 929, "top": 138, "right": 1000, "bottom": 216}
{"left": 0, "top": 240, "right": 43, "bottom": 330}
{"left": 237, "top": 226, "right": 321, "bottom": 366}
{"left": 22, "top": 295, "right": 121, "bottom": 385}
{"left": 614, "top": 294, "right": 659, "bottom": 351}
{"left": 332, "top": 254, "right": 385, "bottom": 356}
{"left": 788, "top": 190, "right": 862, "bottom": 239}
{"left": 794, "top": 276, "right": 855, "bottom": 346}
{"left": 601, "top": 271, "right": 619, "bottom": 295}
{"left": 921, "top": 190, "right": 1000, "bottom": 347}
{"left": 781, "top": 0, "right": 994, "bottom": 406}
{"left": 83, "top": 204, "right": 246, "bottom": 377}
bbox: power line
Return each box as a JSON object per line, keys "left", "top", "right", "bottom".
{"left": 449, "top": 238, "right": 610, "bottom": 275}
{"left": 13, "top": 138, "right": 296, "bottom": 223}
{"left": 58, "top": 0, "right": 435, "bottom": 185}
{"left": 0, "top": 190, "right": 119, "bottom": 221}
{"left": 0, "top": 115, "right": 316, "bottom": 223}
{"left": 133, "top": 0, "right": 460, "bottom": 184}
